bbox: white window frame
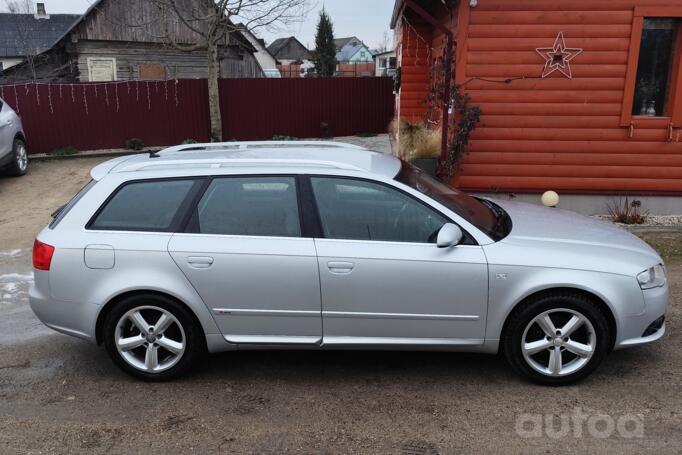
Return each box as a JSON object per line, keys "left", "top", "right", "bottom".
{"left": 87, "top": 57, "right": 117, "bottom": 82}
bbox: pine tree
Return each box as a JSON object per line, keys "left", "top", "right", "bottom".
{"left": 312, "top": 9, "right": 337, "bottom": 77}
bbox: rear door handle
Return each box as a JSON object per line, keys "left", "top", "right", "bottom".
{"left": 187, "top": 256, "right": 214, "bottom": 269}
{"left": 327, "top": 261, "right": 355, "bottom": 274}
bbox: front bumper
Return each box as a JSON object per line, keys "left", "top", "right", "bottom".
{"left": 614, "top": 283, "right": 668, "bottom": 349}
{"left": 29, "top": 282, "right": 99, "bottom": 342}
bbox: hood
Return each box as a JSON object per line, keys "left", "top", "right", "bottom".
{"left": 486, "top": 199, "right": 662, "bottom": 274}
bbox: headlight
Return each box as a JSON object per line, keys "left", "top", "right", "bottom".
{"left": 637, "top": 264, "right": 667, "bottom": 290}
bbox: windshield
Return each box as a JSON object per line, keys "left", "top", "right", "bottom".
{"left": 395, "top": 161, "right": 511, "bottom": 241}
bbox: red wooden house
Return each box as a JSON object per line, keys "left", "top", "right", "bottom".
{"left": 391, "top": 0, "right": 682, "bottom": 213}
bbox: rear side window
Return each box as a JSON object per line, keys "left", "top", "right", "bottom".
{"left": 50, "top": 179, "right": 97, "bottom": 229}
{"left": 191, "top": 176, "right": 301, "bottom": 237}
{"left": 89, "top": 179, "right": 197, "bottom": 231}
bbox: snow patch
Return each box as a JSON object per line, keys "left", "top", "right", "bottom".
{"left": 0, "top": 249, "right": 24, "bottom": 258}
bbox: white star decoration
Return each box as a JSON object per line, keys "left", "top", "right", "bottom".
{"left": 536, "top": 32, "right": 583, "bottom": 79}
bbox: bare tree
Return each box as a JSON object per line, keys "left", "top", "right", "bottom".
{"left": 375, "top": 30, "right": 392, "bottom": 54}
{"left": 4, "top": 0, "right": 40, "bottom": 80}
{"left": 151, "top": 0, "right": 311, "bottom": 141}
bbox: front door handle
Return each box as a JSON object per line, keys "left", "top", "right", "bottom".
{"left": 327, "top": 261, "right": 355, "bottom": 274}
{"left": 187, "top": 256, "right": 214, "bottom": 269}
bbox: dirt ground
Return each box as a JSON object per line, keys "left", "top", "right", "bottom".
{"left": 0, "top": 155, "right": 680, "bottom": 454}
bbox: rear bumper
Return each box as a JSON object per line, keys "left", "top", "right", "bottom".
{"left": 614, "top": 284, "right": 668, "bottom": 349}
{"left": 29, "top": 282, "right": 99, "bottom": 342}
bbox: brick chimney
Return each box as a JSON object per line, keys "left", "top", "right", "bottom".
{"left": 35, "top": 3, "right": 49, "bottom": 19}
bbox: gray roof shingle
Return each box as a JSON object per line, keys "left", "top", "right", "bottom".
{"left": 267, "top": 36, "right": 311, "bottom": 61}
{"left": 0, "top": 14, "right": 80, "bottom": 58}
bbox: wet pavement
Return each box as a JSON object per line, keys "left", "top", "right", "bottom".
{"left": 0, "top": 249, "right": 51, "bottom": 345}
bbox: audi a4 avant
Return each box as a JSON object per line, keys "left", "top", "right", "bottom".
{"left": 29, "top": 141, "right": 668, "bottom": 385}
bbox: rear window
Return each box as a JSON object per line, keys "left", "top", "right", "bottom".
{"left": 88, "top": 179, "right": 197, "bottom": 232}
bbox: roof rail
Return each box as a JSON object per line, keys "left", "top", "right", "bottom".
{"left": 115, "top": 158, "right": 368, "bottom": 173}
{"left": 158, "top": 141, "right": 367, "bottom": 154}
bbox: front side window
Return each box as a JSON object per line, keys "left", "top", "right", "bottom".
{"left": 310, "top": 177, "right": 447, "bottom": 243}
{"left": 632, "top": 18, "right": 679, "bottom": 116}
{"left": 396, "top": 161, "right": 510, "bottom": 241}
{"left": 89, "top": 179, "right": 197, "bottom": 231}
{"left": 193, "top": 176, "right": 301, "bottom": 237}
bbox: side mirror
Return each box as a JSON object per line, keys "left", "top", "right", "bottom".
{"left": 437, "top": 223, "right": 463, "bottom": 248}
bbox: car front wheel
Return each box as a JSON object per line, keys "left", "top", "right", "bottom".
{"left": 502, "top": 293, "right": 611, "bottom": 386}
{"left": 103, "top": 294, "right": 205, "bottom": 381}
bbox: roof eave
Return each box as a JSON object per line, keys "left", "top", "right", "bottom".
{"left": 390, "top": 0, "right": 405, "bottom": 29}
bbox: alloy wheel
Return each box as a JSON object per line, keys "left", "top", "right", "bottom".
{"left": 521, "top": 308, "right": 596, "bottom": 377}
{"left": 114, "top": 305, "right": 186, "bottom": 373}
{"left": 16, "top": 143, "right": 27, "bottom": 172}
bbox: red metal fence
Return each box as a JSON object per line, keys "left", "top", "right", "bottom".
{"left": 220, "top": 78, "right": 394, "bottom": 140}
{"left": 0, "top": 78, "right": 394, "bottom": 154}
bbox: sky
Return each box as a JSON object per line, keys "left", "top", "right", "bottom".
{"left": 4, "top": 0, "right": 396, "bottom": 50}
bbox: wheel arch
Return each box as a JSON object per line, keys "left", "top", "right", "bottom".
{"left": 14, "top": 131, "right": 26, "bottom": 144}
{"left": 95, "top": 289, "right": 206, "bottom": 347}
{"left": 500, "top": 286, "right": 618, "bottom": 351}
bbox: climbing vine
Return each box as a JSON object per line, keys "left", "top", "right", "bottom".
{"left": 438, "top": 86, "right": 481, "bottom": 181}
{"left": 423, "top": 51, "right": 481, "bottom": 182}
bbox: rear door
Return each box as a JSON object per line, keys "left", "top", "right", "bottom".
{"left": 168, "top": 175, "right": 322, "bottom": 344}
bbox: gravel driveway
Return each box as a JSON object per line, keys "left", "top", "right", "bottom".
{"left": 0, "top": 151, "right": 680, "bottom": 454}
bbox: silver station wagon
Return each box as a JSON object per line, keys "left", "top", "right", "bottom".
{"left": 29, "top": 141, "right": 668, "bottom": 385}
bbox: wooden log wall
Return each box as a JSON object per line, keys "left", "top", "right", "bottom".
{"left": 397, "top": 0, "right": 682, "bottom": 194}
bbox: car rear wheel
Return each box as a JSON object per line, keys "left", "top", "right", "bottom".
{"left": 502, "top": 293, "right": 611, "bottom": 386}
{"left": 103, "top": 294, "right": 205, "bottom": 381}
{"left": 5, "top": 138, "right": 28, "bottom": 177}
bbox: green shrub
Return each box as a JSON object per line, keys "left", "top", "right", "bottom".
{"left": 182, "top": 138, "right": 198, "bottom": 145}
{"left": 48, "top": 146, "right": 78, "bottom": 156}
{"left": 272, "top": 135, "right": 298, "bottom": 141}
{"left": 125, "top": 138, "right": 145, "bottom": 150}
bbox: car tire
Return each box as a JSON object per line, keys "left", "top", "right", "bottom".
{"left": 502, "top": 292, "right": 611, "bottom": 386}
{"left": 103, "top": 294, "right": 205, "bottom": 381}
{"left": 5, "top": 138, "right": 28, "bottom": 177}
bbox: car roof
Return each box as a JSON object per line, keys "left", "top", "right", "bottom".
{"left": 91, "top": 141, "right": 402, "bottom": 181}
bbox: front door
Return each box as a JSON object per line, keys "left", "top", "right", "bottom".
{"left": 309, "top": 176, "right": 488, "bottom": 346}
{"left": 168, "top": 176, "right": 322, "bottom": 344}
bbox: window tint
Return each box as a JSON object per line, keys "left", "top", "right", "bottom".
{"left": 633, "top": 18, "right": 679, "bottom": 116}
{"left": 311, "top": 177, "right": 447, "bottom": 243}
{"left": 90, "top": 179, "right": 196, "bottom": 231}
{"left": 195, "top": 177, "right": 301, "bottom": 237}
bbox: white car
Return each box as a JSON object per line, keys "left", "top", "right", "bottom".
{"left": 29, "top": 141, "right": 667, "bottom": 384}
{"left": 0, "top": 96, "right": 28, "bottom": 176}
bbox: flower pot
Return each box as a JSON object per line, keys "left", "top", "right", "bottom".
{"left": 411, "top": 158, "right": 438, "bottom": 176}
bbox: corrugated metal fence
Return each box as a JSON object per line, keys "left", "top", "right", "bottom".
{"left": 220, "top": 78, "right": 394, "bottom": 140}
{"left": 0, "top": 78, "right": 394, "bottom": 155}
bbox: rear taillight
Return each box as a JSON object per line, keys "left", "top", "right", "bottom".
{"left": 33, "top": 239, "right": 55, "bottom": 271}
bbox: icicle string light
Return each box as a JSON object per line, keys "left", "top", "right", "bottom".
{"left": 0, "top": 80, "right": 181, "bottom": 115}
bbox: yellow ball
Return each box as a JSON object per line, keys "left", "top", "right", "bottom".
{"left": 541, "top": 191, "right": 560, "bottom": 207}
